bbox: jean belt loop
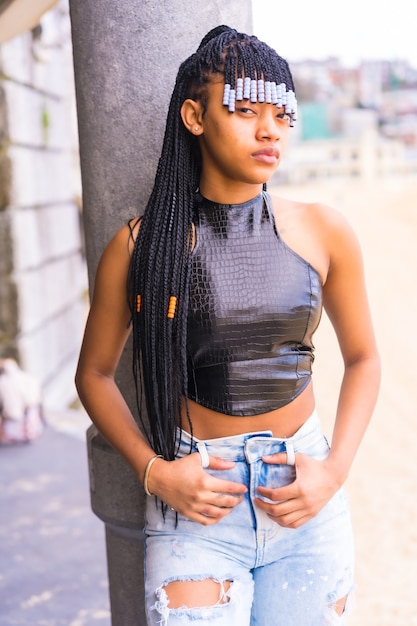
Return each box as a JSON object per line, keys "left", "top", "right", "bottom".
{"left": 285, "top": 439, "right": 296, "bottom": 466}
{"left": 196, "top": 442, "right": 210, "bottom": 468}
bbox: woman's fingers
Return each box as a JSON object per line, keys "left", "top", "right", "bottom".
{"left": 157, "top": 453, "right": 247, "bottom": 524}
{"left": 254, "top": 454, "right": 340, "bottom": 528}
{"left": 261, "top": 451, "right": 293, "bottom": 466}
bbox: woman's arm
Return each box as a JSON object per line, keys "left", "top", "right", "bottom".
{"left": 256, "top": 204, "right": 381, "bottom": 527}
{"left": 320, "top": 207, "right": 381, "bottom": 482}
{"left": 75, "top": 224, "right": 156, "bottom": 479}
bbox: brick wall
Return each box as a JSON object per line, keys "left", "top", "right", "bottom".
{"left": 0, "top": 1, "right": 87, "bottom": 408}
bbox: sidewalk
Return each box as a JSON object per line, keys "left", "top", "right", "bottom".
{"left": 0, "top": 411, "right": 111, "bottom": 626}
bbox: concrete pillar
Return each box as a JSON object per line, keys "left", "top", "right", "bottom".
{"left": 69, "top": 2, "right": 252, "bottom": 624}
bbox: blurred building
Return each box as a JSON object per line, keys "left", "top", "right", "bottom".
{"left": 274, "top": 56, "right": 417, "bottom": 185}
{"left": 276, "top": 128, "right": 417, "bottom": 186}
{"left": 0, "top": 0, "right": 87, "bottom": 408}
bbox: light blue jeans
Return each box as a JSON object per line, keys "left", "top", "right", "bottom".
{"left": 144, "top": 411, "right": 354, "bottom": 625}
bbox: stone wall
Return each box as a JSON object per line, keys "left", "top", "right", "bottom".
{"left": 0, "top": 0, "right": 87, "bottom": 408}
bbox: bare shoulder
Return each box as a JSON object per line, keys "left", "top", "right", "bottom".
{"left": 271, "top": 192, "right": 354, "bottom": 233}
{"left": 99, "top": 217, "right": 141, "bottom": 268}
{"left": 91, "top": 219, "right": 141, "bottom": 308}
{"left": 269, "top": 192, "right": 362, "bottom": 284}
{"left": 272, "top": 193, "right": 360, "bottom": 247}
{"left": 304, "top": 200, "right": 362, "bottom": 259}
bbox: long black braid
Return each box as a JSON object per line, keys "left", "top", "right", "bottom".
{"left": 128, "top": 26, "right": 296, "bottom": 461}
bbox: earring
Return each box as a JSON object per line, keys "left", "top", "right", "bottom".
{"left": 194, "top": 126, "right": 199, "bottom": 131}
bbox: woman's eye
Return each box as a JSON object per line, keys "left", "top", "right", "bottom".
{"left": 276, "top": 112, "right": 290, "bottom": 121}
{"left": 237, "top": 107, "right": 255, "bottom": 115}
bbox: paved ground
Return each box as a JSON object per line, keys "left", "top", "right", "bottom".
{"left": 0, "top": 412, "right": 111, "bottom": 626}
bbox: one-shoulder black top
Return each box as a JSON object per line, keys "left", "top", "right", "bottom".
{"left": 186, "top": 191, "right": 323, "bottom": 416}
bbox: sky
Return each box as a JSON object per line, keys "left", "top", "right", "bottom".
{"left": 252, "top": 0, "right": 417, "bottom": 68}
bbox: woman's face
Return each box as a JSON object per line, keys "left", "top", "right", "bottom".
{"left": 189, "top": 78, "right": 291, "bottom": 198}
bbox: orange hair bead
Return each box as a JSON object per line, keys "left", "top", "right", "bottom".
{"left": 167, "top": 296, "right": 177, "bottom": 319}
{"left": 136, "top": 294, "right": 141, "bottom": 313}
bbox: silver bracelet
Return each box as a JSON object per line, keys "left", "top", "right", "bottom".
{"left": 143, "top": 454, "right": 163, "bottom": 496}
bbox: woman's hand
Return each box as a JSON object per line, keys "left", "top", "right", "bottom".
{"left": 254, "top": 452, "right": 342, "bottom": 528}
{"left": 147, "top": 454, "right": 247, "bottom": 526}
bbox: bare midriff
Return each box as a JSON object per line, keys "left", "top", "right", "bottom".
{"left": 180, "top": 382, "right": 315, "bottom": 440}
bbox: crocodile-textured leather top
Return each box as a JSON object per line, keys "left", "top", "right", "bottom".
{"left": 186, "top": 191, "right": 323, "bottom": 416}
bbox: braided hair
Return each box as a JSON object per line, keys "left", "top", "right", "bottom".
{"left": 128, "top": 26, "right": 296, "bottom": 460}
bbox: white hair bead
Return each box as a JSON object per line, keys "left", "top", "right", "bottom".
{"left": 223, "top": 83, "right": 231, "bottom": 106}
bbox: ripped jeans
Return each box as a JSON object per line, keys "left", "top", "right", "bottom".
{"left": 144, "top": 411, "right": 354, "bottom": 625}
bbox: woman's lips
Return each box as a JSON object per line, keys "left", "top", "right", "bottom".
{"left": 252, "top": 147, "right": 280, "bottom": 164}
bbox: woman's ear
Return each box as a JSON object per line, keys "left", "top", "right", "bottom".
{"left": 180, "top": 99, "right": 204, "bottom": 135}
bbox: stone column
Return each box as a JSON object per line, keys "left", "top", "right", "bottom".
{"left": 69, "top": 2, "right": 252, "bottom": 624}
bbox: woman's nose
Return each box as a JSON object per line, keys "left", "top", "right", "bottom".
{"left": 256, "top": 112, "right": 281, "bottom": 141}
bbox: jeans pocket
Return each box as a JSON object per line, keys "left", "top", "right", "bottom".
{"left": 302, "top": 433, "right": 331, "bottom": 461}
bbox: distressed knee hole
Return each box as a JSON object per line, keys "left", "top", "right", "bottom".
{"left": 162, "top": 578, "right": 232, "bottom": 609}
{"left": 326, "top": 588, "right": 355, "bottom": 625}
{"left": 329, "top": 593, "right": 348, "bottom": 616}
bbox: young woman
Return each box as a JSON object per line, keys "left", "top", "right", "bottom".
{"left": 75, "top": 25, "right": 380, "bottom": 625}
